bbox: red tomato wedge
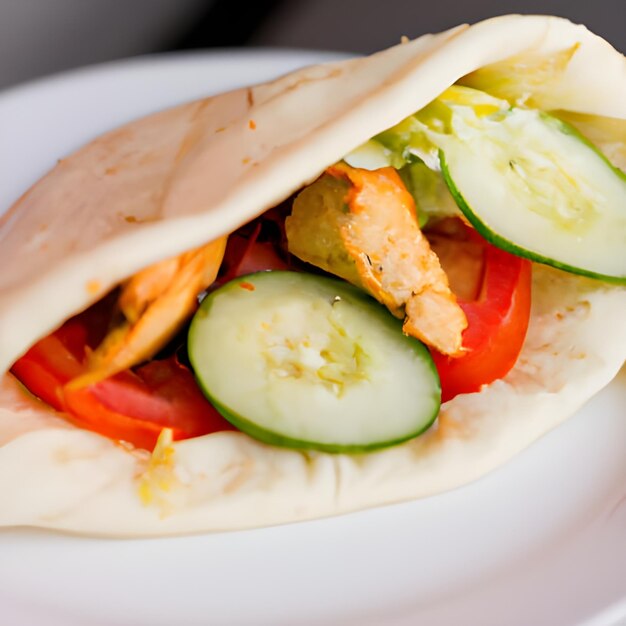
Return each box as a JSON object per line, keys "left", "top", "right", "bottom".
{"left": 11, "top": 317, "right": 235, "bottom": 450}
{"left": 429, "top": 225, "right": 532, "bottom": 402}
{"left": 62, "top": 359, "right": 234, "bottom": 451}
{"left": 10, "top": 322, "right": 87, "bottom": 413}
{"left": 217, "top": 220, "right": 289, "bottom": 285}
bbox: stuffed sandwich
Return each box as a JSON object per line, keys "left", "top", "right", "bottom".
{"left": 0, "top": 14, "right": 625, "bottom": 536}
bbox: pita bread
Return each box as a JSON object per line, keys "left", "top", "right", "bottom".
{"left": 0, "top": 15, "right": 624, "bottom": 536}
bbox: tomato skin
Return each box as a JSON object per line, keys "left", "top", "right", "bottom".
{"left": 431, "top": 233, "right": 532, "bottom": 402}
{"left": 63, "top": 358, "right": 235, "bottom": 450}
{"left": 11, "top": 323, "right": 86, "bottom": 410}
{"left": 218, "top": 221, "right": 289, "bottom": 285}
{"left": 11, "top": 321, "right": 234, "bottom": 450}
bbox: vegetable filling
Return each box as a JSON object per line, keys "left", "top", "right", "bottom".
{"left": 10, "top": 68, "right": 625, "bottom": 450}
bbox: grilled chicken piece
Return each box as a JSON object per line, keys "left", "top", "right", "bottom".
{"left": 286, "top": 163, "right": 467, "bottom": 356}
{"left": 70, "top": 237, "right": 226, "bottom": 387}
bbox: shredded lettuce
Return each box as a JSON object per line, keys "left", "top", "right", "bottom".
{"left": 343, "top": 86, "right": 510, "bottom": 224}
{"left": 375, "top": 116, "right": 440, "bottom": 170}
{"left": 398, "top": 162, "right": 460, "bottom": 226}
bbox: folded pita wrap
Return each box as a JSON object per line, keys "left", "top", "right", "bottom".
{"left": 0, "top": 14, "right": 624, "bottom": 536}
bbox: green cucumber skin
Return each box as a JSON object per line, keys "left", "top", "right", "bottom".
{"left": 439, "top": 147, "right": 626, "bottom": 286}
{"left": 545, "top": 113, "right": 626, "bottom": 185}
{"left": 189, "top": 271, "right": 441, "bottom": 454}
{"left": 203, "top": 390, "right": 440, "bottom": 455}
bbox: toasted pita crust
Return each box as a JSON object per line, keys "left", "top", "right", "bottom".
{"left": 0, "top": 15, "right": 624, "bottom": 535}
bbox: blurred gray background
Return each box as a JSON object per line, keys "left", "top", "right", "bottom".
{"left": 0, "top": 0, "right": 624, "bottom": 91}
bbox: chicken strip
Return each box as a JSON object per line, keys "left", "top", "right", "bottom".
{"left": 286, "top": 163, "right": 467, "bottom": 355}
{"left": 70, "top": 237, "right": 226, "bottom": 387}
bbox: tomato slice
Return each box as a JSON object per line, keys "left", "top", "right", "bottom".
{"left": 63, "top": 358, "right": 235, "bottom": 450}
{"left": 11, "top": 320, "right": 87, "bottom": 411}
{"left": 430, "top": 225, "right": 532, "bottom": 402}
{"left": 217, "top": 221, "right": 289, "bottom": 285}
{"left": 12, "top": 321, "right": 235, "bottom": 450}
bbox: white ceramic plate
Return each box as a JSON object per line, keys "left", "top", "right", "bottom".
{"left": 1, "top": 51, "right": 625, "bottom": 626}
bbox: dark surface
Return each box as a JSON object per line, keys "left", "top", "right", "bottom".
{"left": 170, "top": 0, "right": 624, "bottom": 53}
{"left": 167, "top": 0, "right": 285, "bottom": 50}
{"left": 2, "top": 0, "right": 622, "bottom": 91}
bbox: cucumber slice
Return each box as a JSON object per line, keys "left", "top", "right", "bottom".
{"left": 438, "top": 108, "right": 626, "bottom": 283}
{"left": 188, "top": 272, "right": 440, "bottom": 453}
